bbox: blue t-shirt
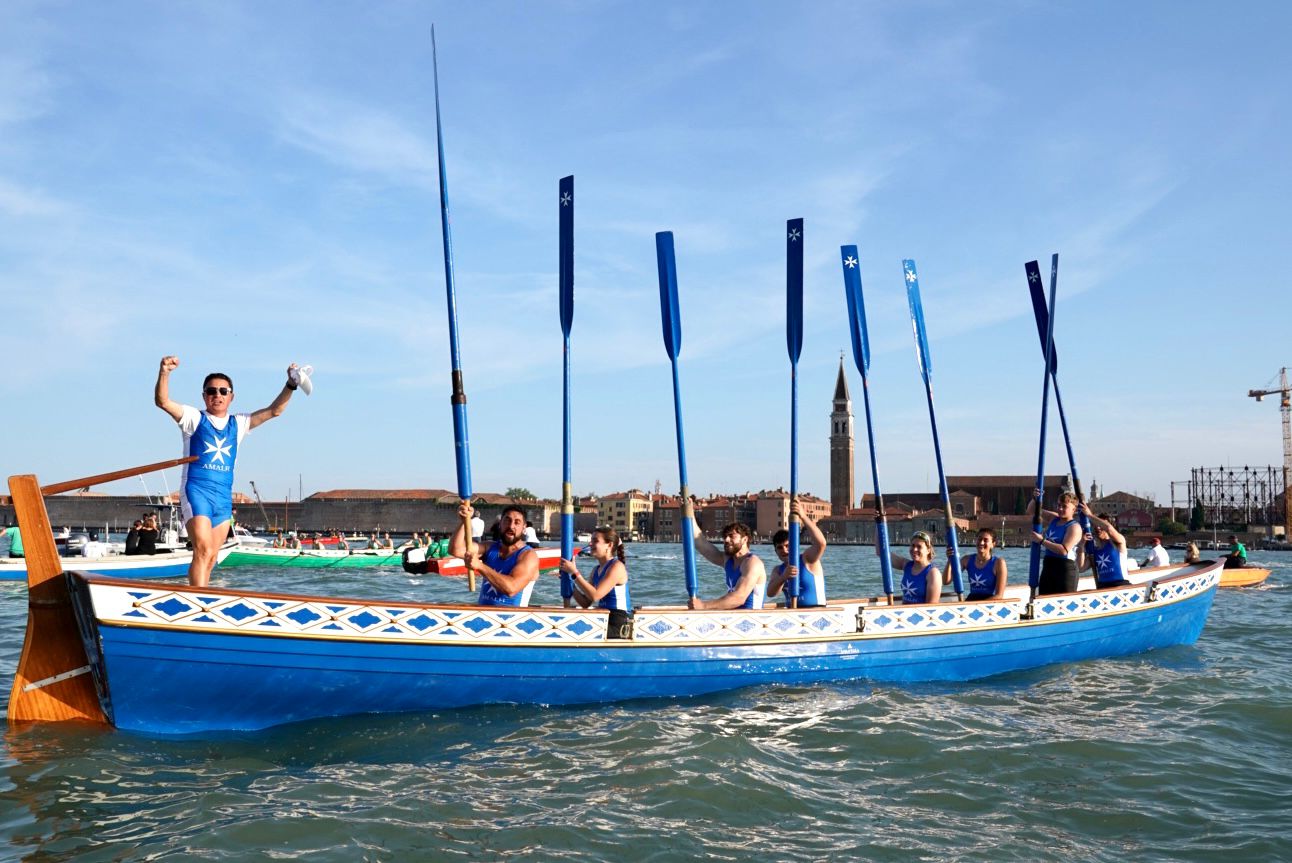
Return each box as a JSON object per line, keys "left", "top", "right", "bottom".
{"left": 476, "top": 542, "right": 536, "bottom": 607}
{"left": 902, "top": 561, "right": 936, "bottom": 604}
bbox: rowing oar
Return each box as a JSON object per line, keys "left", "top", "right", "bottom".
{"left": 841, "top": 246, "right": 895, "bottom": 604}
{"left": 431, "top": 27, "right": 475, "bottom": 594}
{"left": 785, "top": 218, "right": 804, "bottom": 608}
{"left": 655, "top": 232, "right": 699, "bottom": 600}
{"left": 902, "top": 260, "right": 964, "bottom": 600}
{"left": 1025, "top": 256, "right": 1095, "bottom": 562}
{"left": 558, "top": 174, "right": 575, "bottom": 607}
{"left": 1027, "top": 255, "right": 1060, "bottom": 601}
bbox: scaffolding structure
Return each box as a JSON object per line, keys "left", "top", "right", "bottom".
{"left": 1171, "top": 465, "right": 1288, "bottom": 536}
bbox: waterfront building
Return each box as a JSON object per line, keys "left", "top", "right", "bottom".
{"left": 829, "top": 358, "right": 855, "bottom": 516}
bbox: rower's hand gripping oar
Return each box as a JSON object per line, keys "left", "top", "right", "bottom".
{"left": 1027, "top": 256, "right": 1060, "bottom": 600}
{"left": 1025, "top": 256, "right": 1095, "bottom": 562}
{"left": 656, "top": 232, "right": 699, "bottom": 599}
{"left": 431, "top": 27, "right": 475, "bottom": 593}
{"left": 903, "top": 260, "right": 964, "bottom": 600}
{"left": 785, "top": 218, "right": 804, "bottom": 607}
{"left": 558, "top": 175, "right": 575, "bottom": 606}
{"left": 840, "top": 246, "right": 895, "bottom": 603}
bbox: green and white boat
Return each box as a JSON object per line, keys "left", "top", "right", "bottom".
{"left": 221, "top": 545, "right": 408, "bottom": 568}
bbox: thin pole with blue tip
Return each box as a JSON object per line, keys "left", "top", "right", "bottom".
{"left": 785, "top": 218, "right": 804, "bottom": 608}
{"left": 558, "top": 175, "right": 575, "bottom": 606}
{"left": 431, "top": 27, "right": 474, "bottom": 593}
{"left": 902, "top": 259, "right": 964, "bottom": 600}
{"left": 655, "top": 232, "right": 699, "bottom": 600}
{"left": 1025, "top": 256, "right": 1094, "bottom": 561}
{"left": 1028, "top": 256, "right": 1061, "bottom": 600}
{"left": 841, "top": 246, "right": 895, "bottom": 603}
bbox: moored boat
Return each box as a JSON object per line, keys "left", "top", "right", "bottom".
{"left": 221, "top": 545, "right": 405, "bottom": 568}
{"left": 0, "top": 546, "right": 231, "bottom": 582}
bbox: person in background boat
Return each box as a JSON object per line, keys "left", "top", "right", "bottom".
{"left": 1, "top": 524, "right": 23, "bottom": 559}
{"left": 124, "top": 520, "right": 143, "bottom": 555}
{"left": 470, "top": 512, "right": 485, "bottom": 543}
{"left": 884, "top": 531, "right": 942, "bottom": 604}
{"left": 452, "top": 501, "right": 541, "bottom": 607}
{"left": 559, "top": 526, "right": 632, "bottom": 638}
{"left": 380, "top": 532, "right": 394, "bottom": 550}
{"left": 137, "top": 513, "right": 160, "bottom": 555}
{"left": 1183, "top": 541, "right": 1201, "bottom": 564}
{"left": 1027, "top": 489, "right": 1081, "bottom": 594}
{"left": 1076, "top": 506, "right": 1131, "bottom": 589}
{"left": 285, "top": 533, "right": 301, "bottom": 550}
{"left": 523, "top": 521, "right": 539, "bottom": 547}
{"left": 428, "top": 535, "right": 449, "bottom": 558}
{"left": 82, "top": 532, "right": 108, "bottom": 558}
{"left": 410, "top": 531, "right": 425, "bottom": 549}
{"left": 689, "top": 522, "right": 766, "bottom": 610}
{"left": 1140, "top": 536, "right": 1170, "bottom": 569}
{"left": 958, "top": 526, "right": 1007, "bottom": 601}
{"left": 335, "top": 532, "right": 349, "bottom": 552}
{"left": 764, "top": 500, "right": 827, "bottom": 608}
{"left": 1224, "top": 535, "right": 1248, "bottom": 569}
{"left": 155, "top": 355, "right": 298, "bottom": 586}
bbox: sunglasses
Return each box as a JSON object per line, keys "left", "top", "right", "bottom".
{"left": 203, "top": 387, "right": 232, "bottom": 396}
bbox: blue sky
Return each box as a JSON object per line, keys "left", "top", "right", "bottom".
{"left": 2, "top": 1, "right": 1288, "bottom": 509}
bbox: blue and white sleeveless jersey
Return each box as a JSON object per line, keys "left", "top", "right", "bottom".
{"left": 725, "top": 556, "right": 764, "bottom": 609}
{"left": 777, "top": 556, "right": 826, "bottom": 607}
{"left": 178, "top": 406, "right": 250, "bottom": 494}
{"left": 902, "top": 560, "right": 936, "bottom": 604}
{"left": 966, "top": 554, "right": 999, "bottom": 597}
{"left": 588, "top": 559, "right": 631, "bottom": 612}
{"left": 1044, "top": 517, "right": 1078, "bottom": 560}
{"left": 1092, "top": 542, "right": 1126, "bottom": 584}
{"left": 477, "top": 542, "right": 536, "bottom": 607}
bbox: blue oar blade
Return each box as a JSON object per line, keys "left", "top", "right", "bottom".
{"left": 903, "top": 259, "right": 932, "bottom": 385}
{"left": 786, "top": 218, "right": 804, "bottom": 363}
{"left": 840, "top": 246, "right": 870, "bottom": 374}
{"left": 559, "top": 175, "right": 574, "bottom": 336}
{"left": 1024, "top": 260, "right": 1058, "bottom": 374}
{"left": 656, "top": 232, "right": 682, "bottom": 361}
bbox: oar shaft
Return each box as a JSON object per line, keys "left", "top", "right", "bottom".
{"left": 431, "top": 29, "right": 474, "bottom": 593}
{"left": 559, "top": 175, "right": 575, "bottom": 603}
{"left": 786, "top": 218, "right": 804, "bottom": 607}
{"left": 671, "top": 361, "right": 699, "bottom": 598}
{"left": 1028, "top": 257, "right": 1060, "bottom": 597}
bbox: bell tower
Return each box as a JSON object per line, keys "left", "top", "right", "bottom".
{"left": 830, "top": 355, "right": 854, "bottom": 515}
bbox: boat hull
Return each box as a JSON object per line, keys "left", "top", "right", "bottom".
{"left": 221, "top": 546, "right": 404, "bottom": 568}
{"left": 68, "top": 562, "right": 1221, "bottom": 735}
{"left": 1218, "top": 567, "right": 1270, "bottom": 588}
{"left": 0, "top": 547, "right": 229, "bottom": 582}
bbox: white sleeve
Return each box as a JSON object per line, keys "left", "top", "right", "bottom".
{"left": 177, "top": 405, "right": 202, "bottom": 434}
{"left": 235, "top": 413, "right": 252, "bottom": 445}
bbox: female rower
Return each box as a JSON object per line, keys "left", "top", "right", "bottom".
{"left": 958, "top": 526, "right": 1007, "bottom": 601}
{"left": 559, "top": 526, "right": 632, "bottom": 639}
{"left": 1183, "top": 541, "right": 1201, "bottom": 564}
{"left": 882, "top": 531, "right": 941, "bottom": 604}
{"left": 1028, "top": 489, "right": 1082, "bottom": 594}
{"left": 1075, "top": 504, "right": 1131, "bottom": 588}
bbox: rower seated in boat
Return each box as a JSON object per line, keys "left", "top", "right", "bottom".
{"left": 958, "top": 526, "right": 1007, "bottom": 601}
{"left": 689, "top": 522, "right": 766, "bottom": 610}
{"left": 560, "top": 526, "right": 632, "bottom": 638}
{"left": 1075, "top": 504, "right": 1131, "bottom": 589}
{"left": 451, "top": 501, "right": 541, "bottom": 607}
{"left": 765, "top": 500, "right": 827, "bottom": 608}
{"left": 1223, "top": 535, "right": 1248, "bottom": 569}
{"left": 884, "top": 531, "right": 941, "bottom": 604}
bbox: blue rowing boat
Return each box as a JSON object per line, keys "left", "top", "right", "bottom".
{"left": 65, "top": 561, "right": 1220, "bottom": 734}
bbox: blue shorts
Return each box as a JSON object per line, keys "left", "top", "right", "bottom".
{"left": 182, "top": 483, "right": 233, "bottom": 527}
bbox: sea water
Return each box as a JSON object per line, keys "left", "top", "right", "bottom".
{"left": 0, "top": 545, "right": 1288, "bottom": 861}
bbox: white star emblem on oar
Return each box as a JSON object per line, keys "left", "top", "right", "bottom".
{"left": 561, "top": 192, "right": 571, "bottom": 206}
{"left": 788, "top": 227, "right": 801, "bottom": 242}
{"left": 1028, "top": 270, "right": 1040, "bottom": 283}
{"left": 844, "top": 255, "right": 858, "bottom": 269}
{"left": 905, "top": 268, "right": 917, "bottom": 283}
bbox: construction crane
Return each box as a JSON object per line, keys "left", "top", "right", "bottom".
{"left": 1247, "top": 367, "right": 1291, "bottom": 540}
{"left": 248, "top": 481, "right": 275, "bottom": 531}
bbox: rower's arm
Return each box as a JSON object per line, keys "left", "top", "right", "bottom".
{"left": 692, "top": 524, "right": 725, "bottom": 567}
